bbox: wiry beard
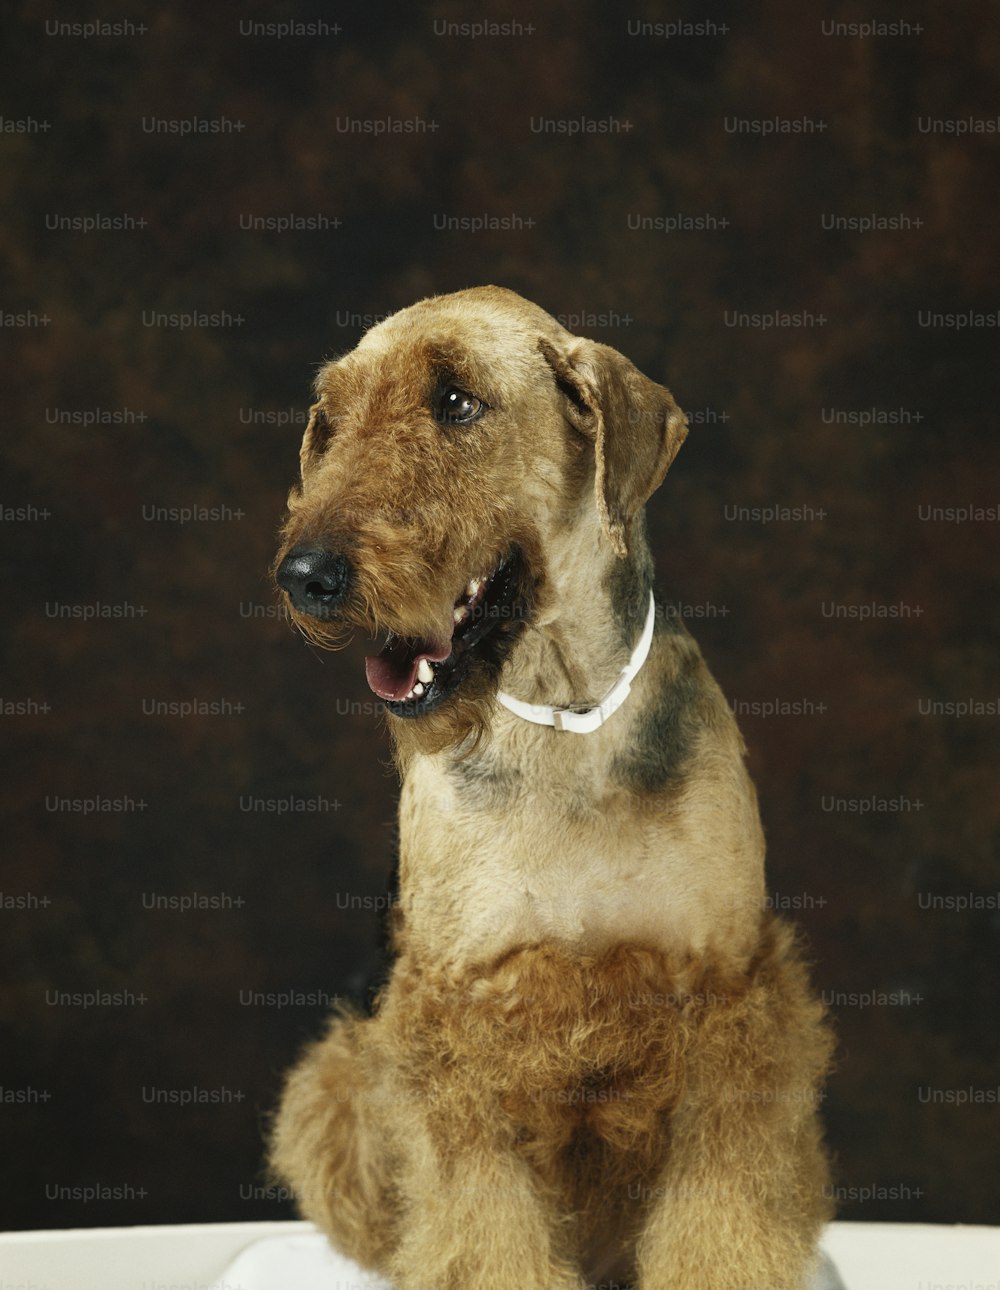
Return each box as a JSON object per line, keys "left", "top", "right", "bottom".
{"left": 387, "top": 589, "right": 534, "bottom": 770}
{"left": 273, "top": 553, "right": 537, "bottom": 774}
{"left": 277, "top": 585, "right": 388, "bottom": 654}
{"left": 385, "top": 666, "right": 502, "bottom": 770}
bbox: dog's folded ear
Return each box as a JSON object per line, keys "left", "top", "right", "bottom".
{"left": 539, "top": 336, "right": 688, "bottom": 558}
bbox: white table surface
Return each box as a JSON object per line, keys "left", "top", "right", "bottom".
{"left": 0, "top": 1219, "right": 997, "bottom": 1290}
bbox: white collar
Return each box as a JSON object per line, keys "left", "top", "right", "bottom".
{"left": 496, "top": 591, "right": 656, "bottom": 734}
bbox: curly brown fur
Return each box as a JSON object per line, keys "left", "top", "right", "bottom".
{"left": 268, "top": 287, "right": 834, "bottom": 1289}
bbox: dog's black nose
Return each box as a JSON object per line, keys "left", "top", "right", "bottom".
{"left": 276, "top": 547, "right": 352, "bottom": 617}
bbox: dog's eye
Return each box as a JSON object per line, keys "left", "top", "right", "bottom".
{"left": 435, "top": 387, "right": 486, "bottom": 425}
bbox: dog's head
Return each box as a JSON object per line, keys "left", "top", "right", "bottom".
{"left": 274, "top": 286, "right": 687, "bottom": 753}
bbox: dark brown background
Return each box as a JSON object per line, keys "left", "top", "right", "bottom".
{"left": 2, "top": 0, "right": 998, "bottom": 1233}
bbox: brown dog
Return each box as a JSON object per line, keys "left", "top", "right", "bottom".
{"left": 269, "top": 287, "right": 834, "bottom": 1289}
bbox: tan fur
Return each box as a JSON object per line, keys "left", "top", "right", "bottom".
{"left": 268, "top": 287, "right": 834, "bottom": 1288}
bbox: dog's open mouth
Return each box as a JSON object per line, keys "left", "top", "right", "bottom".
{"left": 365, "top": 549, "right": 526, "bottom": 717}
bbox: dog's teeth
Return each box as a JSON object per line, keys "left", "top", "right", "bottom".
{"left": 417, "top": 658, "right": 434, "bottom": 684}
{"left": 466, "top": 576, "right": 481, "bottom": 597}
{"left": 412, "top": 682, "right": 425, "bottom": 697}
{"left": 454, "top": 605, "right": 469, "bottom": 624}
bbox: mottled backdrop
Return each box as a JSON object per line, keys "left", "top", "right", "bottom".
{"left": 2, "top": 0, "right": 998, "bottom": 1234}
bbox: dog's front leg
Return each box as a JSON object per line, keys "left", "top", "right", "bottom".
{"left": 387, "top": 1129, "right": 585, "bottom": 1290}
{"left": 634, "top": 1135, "right": 830, "bottom": 1290}
{"left": 633, "top": 921, "right": 834, "bottom": 1290}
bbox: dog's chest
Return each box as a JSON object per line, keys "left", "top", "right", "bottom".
{"left": 397, "top": 749, "right": 725, "bottom": 960}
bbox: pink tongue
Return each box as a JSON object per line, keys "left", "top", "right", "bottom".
{"left": 364, "top": 636, "right": 451, "bottom": 701}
